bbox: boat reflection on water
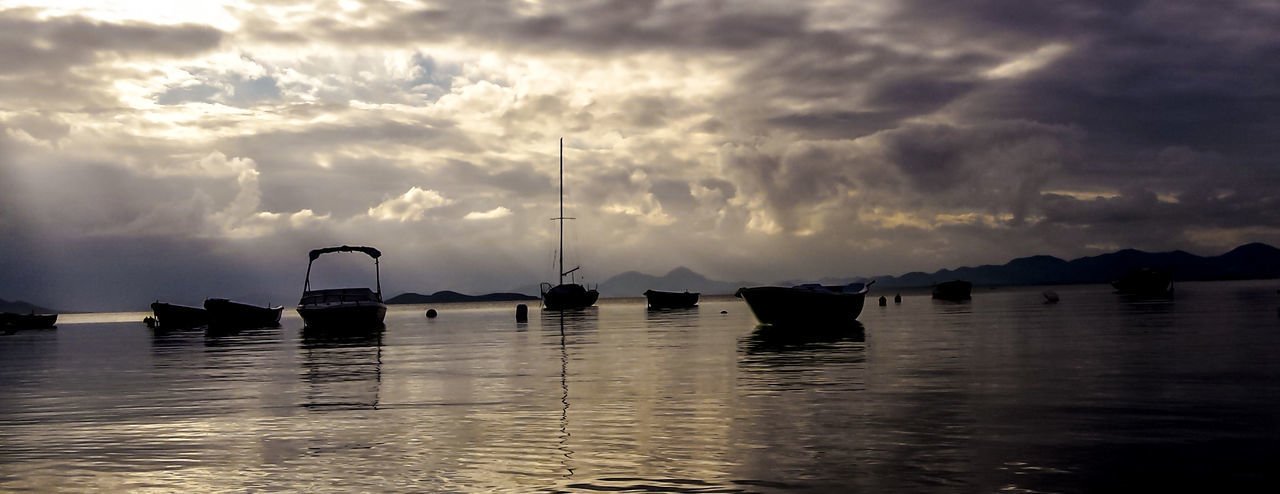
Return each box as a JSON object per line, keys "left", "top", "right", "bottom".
{"left": 204, "top": 325, "right": 282, "bottom": 347}
{"left": 540, "top": 306, "right": 598, "bottom": 332}
{"left": 738, "top": 321, "right": 869, "bottom": 410}
{"left": 643, "top": 305, "right": 700, "bottom": 328}
{"left": 300, "top": 326, "right": 384, "bottom": 410}
{"left": 742, "top": 321, "right": 867, "bottom": 355}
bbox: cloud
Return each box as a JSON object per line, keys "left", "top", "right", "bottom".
{"left": 5, "top": 0, "right": 1280, "bottom": 310}
{"left": 463, "top": 206, "right": 512, "bottom": 220}
{"left": 367, "top": 187, "right": 454, "bottom": 222}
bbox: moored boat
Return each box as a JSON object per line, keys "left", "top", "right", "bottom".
{"left": 932, "top": 280, "right": 973, "bottom": 301}
{"left": 735, "top": 281, "right": 874, "bottom": 326}
{"left": 1111, "top": 267, "right": 1173, "bottom": 297}
{"left": 1, "top": 312, "right": 57, "bottom": 329}
{"left": 541, "top": 138, "right": 599, "bottom": 310}
{"left": 204, "top": 298, "right": 283, "bottom": 329}
{"left": 150, "top": 301, "right": 208, "bottom": 329}
{"left": 542, "top": 282, "right": 599, "bottom": 311}
{"left": 643, "top": 289, "right": 699, "bottom": 309}
{"left": 297, "top": 245, "right": 387, "bottom": 329}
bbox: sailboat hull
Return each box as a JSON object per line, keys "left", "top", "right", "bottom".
{"left": 542, "top": 283, "right": 598, "bottom": 310}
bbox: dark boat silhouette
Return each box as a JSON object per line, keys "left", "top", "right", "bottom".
{"left": 1111, "top": 267, "right": 1174, "bottom": 297}
{"left": 643, "top": 290, "right": 700, "bottom": 309}
{"left": 1, "top": 312, "right": 57, "bottom": 329}
{"left": 204, "top": 298, "right": 283, "bottom": 329}
{"left": 297, "top": 245, "right": 387, "bottom": 329}
{"left": 150, "top": 301, "right": 208, "bottom": 329}
{"left": 931, "top": 280, "right": 973, "bottom": 301}
{"left": 541, "top": 138, "right": 599, "bottom": 310}
{"left": 735, "top": 281, "right": 873, "bottom": 326}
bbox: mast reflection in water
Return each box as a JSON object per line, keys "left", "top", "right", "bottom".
{"left": 1, "top": 282, "right": 1279, "bottom": 491}
{"left": 543, "top": 308, "right": 598, "bottom": 480}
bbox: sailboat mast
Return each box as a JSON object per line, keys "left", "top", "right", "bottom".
{"left": 559, "top": 137, "right": 565, "bottom": 286}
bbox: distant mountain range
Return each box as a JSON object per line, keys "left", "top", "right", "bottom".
{"left": 592, "top": 242, "right": 1280, "bottom": 295}
{"left": 0, "top": 299, "right": 59, "bottom": 314}
{"left": 857, "top": 242, "right": 1280, "bottom": 288}
{"left": 12, "top": 244, "right": 1279, "bottom": 311}
{"left": 386, "top": 291, "right": 539, "bottom": 304}
{"left": 595, "top": 267, "right": 750, "bottom": 297}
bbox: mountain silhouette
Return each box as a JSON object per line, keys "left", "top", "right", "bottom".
{"left": 850, "top": 242, "right": 1280, "bottom": 288}
{"left": 597, "top": 267, "right": 749, "bottom": 297}
{"left": 0, "top": 299, "right": 59, "bottom": 314}
{"left": 594, "top": 243, "right": 1280, "bottom": 295}
{"left": 387, "top": 291, "right": 539, "bottom": 304}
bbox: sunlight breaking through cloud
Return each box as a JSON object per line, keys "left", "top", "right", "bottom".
{"left": 3, "top": 0, "right": 1280, "bottom": 310}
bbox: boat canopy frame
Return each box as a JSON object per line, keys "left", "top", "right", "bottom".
{"left": 303, "top": 245, "right": 382, "bottom": 295}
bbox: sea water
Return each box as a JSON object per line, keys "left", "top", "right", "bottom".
{"left": 2, "top": 280, "right": 1279, "bottom": 492}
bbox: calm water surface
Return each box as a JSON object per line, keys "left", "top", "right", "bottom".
{"left": 3, "top": 281, "right": 1279, "bottom": 492}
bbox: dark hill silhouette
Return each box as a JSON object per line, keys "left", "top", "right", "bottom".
{"left": 597, "top": 267, "right": 749, "bottom": 296}
{"left": 0, "top": 299, "right": 59, "bottom": 314}
{"left": 593, "top": 243, "right": 1280, "bottom": 294}
{"left": 861, "top": 243, "right": 1280, "bottom": 288}
{"left": 387, "top": 291, "right": 538, "bottom": 304}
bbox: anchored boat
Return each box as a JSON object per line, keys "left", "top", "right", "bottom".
{"left": 1, "top": 312, "right": 57, "bottom": 329}
{"left": 204, "top": 298, "right": 283, "bottom": 329}
{"left": 541, "top": 138, "right": 599, "bottom": 310}
{"left": 931, "top": 280, "right": 973, "bottom": 301}
{"left": 735, "top": 281, "right": 874, "bottom": 326}
{"left": 297, "top": 245, "right": 387, "bottom": 329}
{"left": 150, "top": 301, "right": 208, "bottom": 329}
{"left": 643, "top": 290, "right": 700, "bottom": 309}
{"left": 1111, "top": 267, "right": 1174, "bottom": 297}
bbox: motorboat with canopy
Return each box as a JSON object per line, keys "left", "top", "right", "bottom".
{"left": 297, "top": 245, "right": 387, "bottom": 329}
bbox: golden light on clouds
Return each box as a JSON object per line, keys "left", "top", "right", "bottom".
{"left": 3, "top": 0, "right": 1279, "bottom": 309}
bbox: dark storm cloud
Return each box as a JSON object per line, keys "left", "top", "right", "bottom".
{"left": 246, "top": 0, "right": 810, "bottom": 53}
{"left": 437, "top": 158, "right": 554, "bottom": 199}
{"left": 933, "top": 0, "right": 1280, "bottom": 155}
{"left": 766, "top": 111, "right": 900, "bottom": 140}
{"left": 7, "top": 0, "right": 1280, "bottom": 310}
{"left": 0, "top": 8, "right": 223, "bottom": 113}
{"left": 649, "top": 179, "right": 697, "bottom": 213}
{"left": 0, "top": 8, "right": 222, "bottom": 74}
{"left": 214, "top": 117, "right": 481, "bottom": 216}
{"left": 879, "top": 122, "right": 1075, "bottom": 208}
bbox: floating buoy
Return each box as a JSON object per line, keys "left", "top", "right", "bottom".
{"left": 878, "top": 295, "right": 887, "bottom": 306}
{"left": 515, "top": 304, "right": 528, "bottom": 322}
{"left": 1042, "top": 290, "right": 1060, "bottom": 304}
{"left": 894, "top": 294, "right": 901, "bottom": 304}
{"left": 426, "top": 308, "right": 438, "bottom": 318}
{"left": 720, "top": 310, "right": 728, "bottom": 314}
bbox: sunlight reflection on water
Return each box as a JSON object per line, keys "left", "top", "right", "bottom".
{"left": 2, "top": 282, "right": 1280, "bottom": 491}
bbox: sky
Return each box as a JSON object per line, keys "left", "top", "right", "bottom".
{"left": 3, "top": 0, "right": 1280, "bottom": 311}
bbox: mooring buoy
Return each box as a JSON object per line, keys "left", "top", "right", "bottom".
{"left": 516, "top": 304, "right": 528, "bottom": 322}
{"left": 426, "top": 308, "right": 438, "bottom": 318}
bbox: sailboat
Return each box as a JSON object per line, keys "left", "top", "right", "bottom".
{"left": 541, "top": 138, "right": 600, "bottom": 310}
